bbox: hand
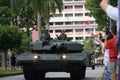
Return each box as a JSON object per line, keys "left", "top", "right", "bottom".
{"left": 104, "top": 35, "right": 107, "bottom": 40}
{"left": 102, "top": 0, "right": 110, "bottom": 3}
{"left": 91, "top": 33, "right": 94, "bottom": 37}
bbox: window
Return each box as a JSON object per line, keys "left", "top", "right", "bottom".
{"left": 75, "top": 5, "right": 83, "bottom": 9}
{"left": 55, "top": 14, "right": 63, "bottom": 17}
{"left": 74, "top": 0, "right": 83, "bottom": 1}
{"left": 75, "top": 29, "right": 83, "bottom": 32}
{"left": 49, "top": 22, "right": 53, "bottom": 25}
{"left": 49, "top": 30, "right": 53, "bottom": 33}
{"left": 85, "top": 29, "right": 93, "bottom": 32}
{"left": 55, "top": 30, "right": 62, "bottom": 33}
{"left": 65, "top": 22, "right": 73, "bottom": 25}
{"left": 85, "top": 29, "right": 90, "bottom": 31}
{"left": 64, "top": 0, "right": 73, "bottom": 1}
{"left": 66, "top": 29, "right": 73, "bottom": 32}
{"left": 76, "top": 37, "right": 83, "bottom": 40}
{"left": 55, "top": 22, "right": 63, "bottom": 25}
{"left": 75, "top": 13, "right": 83, "bottom": 16}
{"left": 96, "top": 28, "right": 99, "bottom": 31}
{"left": 90, "top": 29, "right": 93, "bottom": 31}
{"left": 86, "top": 37, "right": 91, "bottom": 39}
{"left": 75, "top": 21, "right": 83, "bottom": 25}
{"left": 90, "top": 21, "right": 94, "bottom": 24}
{"left": 65, "top": 13, "right": 73, "bottom": 17}
{"left": 85, "top": 13, "right": 89, "bottom": 16}
{"left": 64, "top": 6, "right": 73, "bottom": 9}
{"left": 68, "top": 37, "right": 73, "bottom": 40}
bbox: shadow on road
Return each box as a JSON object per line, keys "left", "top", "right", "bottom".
{"left": 45, "top": 77, "right": 96, "bottom": 80}
{"left": 45, "top": 78, "right": 70, "bottom": 80}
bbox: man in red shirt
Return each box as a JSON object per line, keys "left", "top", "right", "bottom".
{"left": 105, "top": 25, "right": 118, "bottom": 80}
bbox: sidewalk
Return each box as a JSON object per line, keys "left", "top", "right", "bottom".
{"left": 0, "top": 73, "right": 23, "bottom": 77}
{"left": 94, "top": 66, "right": 106, "bottom": 80}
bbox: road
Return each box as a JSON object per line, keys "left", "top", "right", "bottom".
{"left": 0, "top": 66, "right": 104, "bottom": 80}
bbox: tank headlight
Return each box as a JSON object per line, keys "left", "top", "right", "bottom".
{"left": 34, "top": 55, "right": 38, "bottom": 59}
{"left": 61, "top": 54, "right": 67, "bottom": 60}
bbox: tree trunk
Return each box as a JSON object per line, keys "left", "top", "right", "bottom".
{"left": 37, "top": 13, "right": 42, "bottom": 40}
{"left": 4, "top": 50, "right": 8, "bottom": 70}
{"left": 1, "top": 52, "right": 5, "bottom": 67}
{"left": 1, "top": 50, "right": 8, "bottom": 69}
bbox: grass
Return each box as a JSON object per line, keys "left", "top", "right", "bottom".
{"left": 0, "top": 69, "right": 23, "bottom": 75}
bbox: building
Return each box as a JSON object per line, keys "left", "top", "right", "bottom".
{"left": 32, "top": 0, "right": 102, "bottom": 42}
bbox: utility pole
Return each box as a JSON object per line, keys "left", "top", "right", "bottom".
{"left": 109, "top": 0, "right": 112, "bottom": 29}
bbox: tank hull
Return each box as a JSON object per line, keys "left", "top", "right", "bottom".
{"left": 17, "top": 52, "right": 86, "bottom": 71}
{"left": 17, "top": 52, "right": 86, "bottom": 80}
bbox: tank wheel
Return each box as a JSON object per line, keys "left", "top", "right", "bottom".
{"left": 70, "top": 71, "right": 82, "bottom": 80}
{"left": 23, "top": 66, "right": 45, "bottom": 80}
{"left": 92, "top": 65, "right": 95, "bottom": 70}
{"left": 70, "top": 65, "right": 86, "bottom": 80}
{"left": 81, "top": 67, "right": 86, "bottom": 79}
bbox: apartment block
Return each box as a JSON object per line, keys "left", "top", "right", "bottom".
{"left": 49, "top": 0, "right": 101, "bottom": 41}
{"left": 32, "top": 0, "right": 102, "bottom": 42}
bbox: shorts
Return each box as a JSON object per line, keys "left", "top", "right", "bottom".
{"left": 107, "top": 61, "right": 118, "bottom": 74}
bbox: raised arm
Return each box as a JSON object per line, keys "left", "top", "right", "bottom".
{"left": 91, "top": 33, "right": 104, "bottom": 48}
{"left": 100, "top": 0, "right": 110, "bottom": 12}
{"left": 100, "top": 0, "right": 118, "bottom": 21}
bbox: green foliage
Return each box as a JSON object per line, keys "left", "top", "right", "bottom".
{"left": 85, "top": 0, "right": 117, "bottom": 30}
{"left": 83, "top": 38, "right": 96, "bottom": 54}
{"left": 95, "top": 52, "right": 102, "bottom": 58}
{"left": 12, "top": 33, "right": 32, "bottom": 54}
{"left": 10, "top": 0, "right": 63, "bottom": 29}
{"left": 0, "top": 0, "right": 10, "bottom": 7}
{"left": 0, "top": 25, "right": 23, "bottom": 50}
{"left": 31, "top": 0, "right": 63, "bottom": 17}
{"left": 0, "top": 6, "right": 12, "bottom": 25}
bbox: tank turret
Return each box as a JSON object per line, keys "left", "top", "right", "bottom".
{"left": 17, "top": 32, "right": 87, "bottom": 80}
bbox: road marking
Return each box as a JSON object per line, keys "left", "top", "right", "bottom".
{"left": 95, "top": 71, "right": 104, "bottom": 80}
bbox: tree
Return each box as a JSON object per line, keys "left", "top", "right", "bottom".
{"left": 0, "top": 26, "right": 23, "bottom": 50}
{"left": 10, "top": 0, "right": 63, "bottom": 38}
{"left": 0, "top": 0, "right": 10, "bottom": 7}
{"left": 0, "top": 25, "right": 23, "bottom": 69}
{"left": 85, "top": 0, "right": 117, "bottom": 30}
{"left": 10, "top": 0, "right": 35, "bottom": 37}
{"left": 12, "top": 33, "right": 32, "bottom": 54}
{"left": 83, "top": 38, "right": 96, "bottom": 54}
{"left": 34, "top": 0, "right": 63, "bottom": 30}
{"left": 0, "top": 6, "right": 12, "bottom": 25}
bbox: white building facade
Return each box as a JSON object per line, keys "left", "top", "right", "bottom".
{"left": 48, "top": 0, "right": 101, "bottom": 42}
{"left": 32, "top": 0, "right": 102, "bottom": 42}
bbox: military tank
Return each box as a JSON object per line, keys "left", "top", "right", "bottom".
{"left": 17, "top": 32, "right": 87, "bottom": 80}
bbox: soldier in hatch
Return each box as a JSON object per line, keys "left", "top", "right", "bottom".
{"left": 58, "top": 30, "right": 67, "bottom": 40}
{"left": 40, "top": 29, "right": 51, "bottom": 41}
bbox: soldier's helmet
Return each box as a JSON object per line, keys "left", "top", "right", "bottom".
{"left": 61, "top": 30, "right": 65, "bottom": 33}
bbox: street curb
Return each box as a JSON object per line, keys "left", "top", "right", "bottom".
{"left": 0, "top": 73, "right": 23, "bottom": 77}
{"left": 101, "top": 72, "right": 105, "bottom": 80}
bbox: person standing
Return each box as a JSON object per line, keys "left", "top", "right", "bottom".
{"left": 100, "top": 0, "right": 120, "bottom": 79}
{"left": 11, "top": 54, "right": 16, "bottom": 70}
{"left": 92, "top": 31, "right": 113, "bottom": 80}
{"left": 105, "top": 25, "right": 118, "bottom": 80}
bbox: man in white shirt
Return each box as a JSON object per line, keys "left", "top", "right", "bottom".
{"left": 100, "top": 0, "right": 119, "bottom": 80}
{"left": 100, "top": 0, "right": 118, "bottom": 30}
